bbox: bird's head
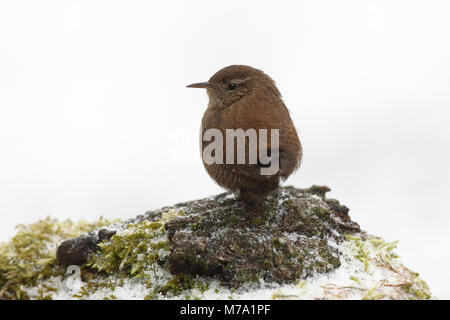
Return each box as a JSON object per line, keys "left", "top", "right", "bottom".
{"left": 187, "top": 65, "right": 280, "bottom": 107}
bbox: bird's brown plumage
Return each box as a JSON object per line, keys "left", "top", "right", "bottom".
{"left": 189, "top": 65, "right": 302, "bottom": 201}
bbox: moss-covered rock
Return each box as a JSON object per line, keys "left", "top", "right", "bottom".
{"left": 164, "top": 186, "right": 359, "bottom": 287}
{"left": 0, "top": 186, "right": 433, "bottom": 300}
{"left": 0, "top": 217, "right": 113, "bottom": 300}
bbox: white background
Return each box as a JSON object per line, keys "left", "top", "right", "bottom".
{"left": 1, "top": 0, "right": 449, "bottom": 298}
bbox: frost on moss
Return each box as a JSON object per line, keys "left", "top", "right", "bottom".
{"left": 0, "top": 217, "right": 112, "bottom": 300}
{"left": 82, "top": 209, "right": 212, "bottom": 299}
{"left": 0, "top": 186, "right": 434, "bottom": 300}
{"left": 319, "top": 234, "right": 432, "bottom": 300}
{"left": 163, "top": 186, "right": 360, "bottom": 287}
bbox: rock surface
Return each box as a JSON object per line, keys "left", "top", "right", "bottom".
{"left": 57, "top": 186, "right": 359, "bottom": 287}
{"left": 0, "top": 185, "right": 433, "bottom": 300}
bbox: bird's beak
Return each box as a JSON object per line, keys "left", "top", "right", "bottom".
{"left": 186, "top": 81, "right": 210, "bottom": 89}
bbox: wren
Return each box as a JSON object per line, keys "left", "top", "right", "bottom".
{"left": 188, "top": 65, "right": 302, "bottom": 202}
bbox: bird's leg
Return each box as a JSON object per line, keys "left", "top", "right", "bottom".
{"left": 238, "top": 194, "right": 265, "bottom": 218}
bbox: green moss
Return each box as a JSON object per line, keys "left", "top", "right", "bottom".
{"left": 85, "top": 209, "right": 211, "bottom": 299}
{"left": 88, "top": 220, "right": 169, "bottom": 278}
{"left": 272, "top": 289, "right": 297, "bottom": 300}
{"left": 72, "top": 286, "right": 90, "bottom": 299}
{"left": 88, "top": 210, "right": 182, "bottom": 278}
{"left": 349, "top": 276, "right": 361, "bottom": 285}
{"left": 0, "top": 217, "right": 113, "bottom": 300}
{"left": 1, "top": 187, "right": 434, "bottom": 300}
{"left": 362, "top": 285, "right": 386, "bottom": 300}
{"left": 158, "top": 274, "right": 209, "bottom": 297}
{"left": 272, "top": 237, "right": 282, "bottom": 248}
{"left": 251, "top": 216, "right": 264, "bottom": 226}
{"left": 345, "top": 234, "right": 371, "bottom": 271}
{"left": 403, "top": 273, "right": 432, "bottom": 300}
{"left": 344, "top": 234, "right": 432, "bottom": 300}
{"left": 143, "top": 274, "right": 210, "bottom": 300}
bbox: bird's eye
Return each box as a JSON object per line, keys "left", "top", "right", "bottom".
{"left": 228, "top": 83, "right": 237, "bottom": 91}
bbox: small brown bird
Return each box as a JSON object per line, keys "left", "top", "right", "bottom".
{"left": 188, "top": 65, "right": 302, "bottom": 201}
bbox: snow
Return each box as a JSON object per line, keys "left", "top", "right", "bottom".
{"left": 24, "top": 234, "right": 426, "bottom": 300}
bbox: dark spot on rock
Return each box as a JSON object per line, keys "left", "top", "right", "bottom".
{"left": 98, "top": 229, "right": 116, "bottom": 242}
{"left": 305, "top": 185, "right": 331, "bottom": 197}
{"left": 56, "top": 236, "right": 97, "bottom": 267}
{"left": 57, "top": 229, "right": 116, "bottom": 267}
